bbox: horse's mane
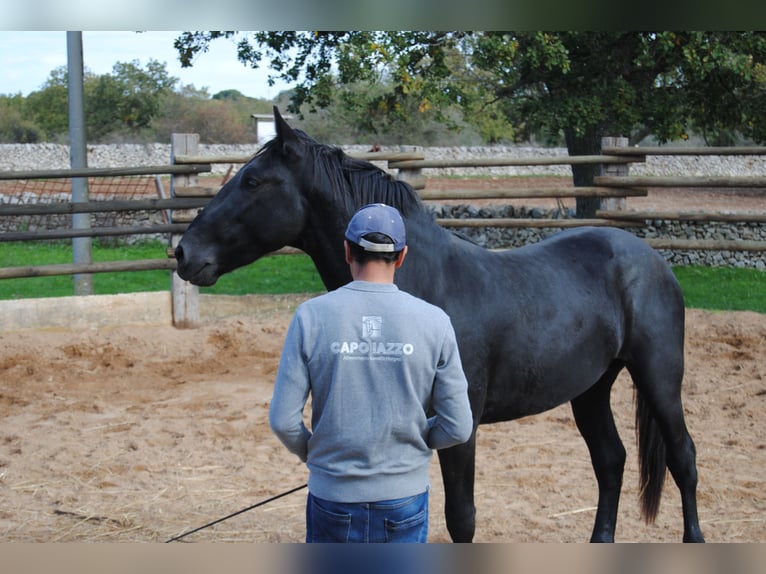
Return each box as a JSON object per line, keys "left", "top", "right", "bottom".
{"left": 258, "top": 127, "right": 486, "bottom": 247}
{"left": 260, "top": 128, "right": 425, "bottom": 219}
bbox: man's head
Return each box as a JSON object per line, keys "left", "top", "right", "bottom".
{"left": 344, "top": 204, "right": 406, "bottom": 264}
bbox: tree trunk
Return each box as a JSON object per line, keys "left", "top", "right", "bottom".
{"left": 564, "top": 127, "right": 603, "bottom": 218}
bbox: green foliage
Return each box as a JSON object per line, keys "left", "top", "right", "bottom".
{"left": 173, "top": 31, "right": 766, "bottom": 151}
{"left": 16, "top": 60, "right": 178, "bottom": 143}
{"left": 85, "top": 60, "right": 177, "bottom": 140}
{"left": 23, "top": 67, "right": 71, "bottom": 139}
{"left": 213, "top": 89, "right": 247, "bottom": 101}
{"left": 152, "top": 92, "right": 257, "bottom": 144}
{"left": 0, "top": 94, "right": 41, "bottom": 142}
{"left": 5, "top": 32, "right": 766, "bottom": 148}
{"left": 0, "top": 59, "right": 276, "bottom": 144}
{"left": 467, "top": 32, "right": 766, "bottom": 149}
{"left": 174, "top": 31, "right": 517, "bottom": 145}
{"left": 292, "top": 81, "right": 485, "bottom": 146}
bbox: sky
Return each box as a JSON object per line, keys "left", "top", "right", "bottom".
{"left": 0, "top": 31, "right": 291, "bottom": 100}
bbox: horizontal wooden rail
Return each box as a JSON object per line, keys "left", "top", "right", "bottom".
{"left": 602, "top": 146, "right": 766, "bottom": 156}
{"left": 420, "top": 186, "right": 647, "bottom": 200}
{"left": 171, "top": 177, "right": 428, "bottom": 195}
{"left": 597, "top": 209, "right": 766, "bottom": 223}
{"left": 644, "top": 238, "right": 766, "bottom": 251}
{"left": 437, "top": 218, "right": 641, "bottom": 228}
{"left": 164, "top": 246, "right": 303, "bottom": 259}
{"left": 389, "top": 155, "right": 643, "bottom": 170}
{"left": 173, "top": 154, "right": 254, "bottom": 164}
{"left": 0, "top": 246, "right": 305, "bottom": 280}
{"left": 0, "top": 164, "right": 211, "bottom": 181}
{"left": 0, "top": 224, "right": 188, "bottom": 242}
{"left": 0, "top": 197, "right": 209, "bottom": 216}
{"left": 0, "top": 258, "right": 177, "bottom": 279}
{"left": 595, "top": 175, "right": 766, "bottom": 187}
{"left": 172, "top": 185, "right": 220, "bottom": 197}
{"left": 351, "top": 152, "right": 426, "bottom": 162}
{"left": 173, "top": 151, "right": 425, "bottom": 165}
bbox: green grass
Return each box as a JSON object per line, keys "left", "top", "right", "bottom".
{"left": 0, "top": 241, "right": 763, "bottom": 313}
{"left": 0, "top": 240, "right": 325, "bottom": 300}
{"left": 672, "top": 266, "right": 766, "bottom": 314}
{"left": 198, "top": 254, "right": 325, "bottom": 295}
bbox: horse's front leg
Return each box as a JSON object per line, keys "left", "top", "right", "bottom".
{"left": 437, "top": 434, "right": 477, "bottom": 543}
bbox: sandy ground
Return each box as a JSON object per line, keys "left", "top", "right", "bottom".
{"left": 0, "top": 295, "right": 763, "bottom": 543}
{"left": 0, "top": 178, "right": 764, "bottom": 543}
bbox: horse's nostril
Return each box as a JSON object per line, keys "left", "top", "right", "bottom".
{"left": 174, "top": 245, "right": 184, "bottom": 262}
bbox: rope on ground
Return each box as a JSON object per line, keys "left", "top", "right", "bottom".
{"left": 165, "top": 483, "right": 308, "bottom": 543}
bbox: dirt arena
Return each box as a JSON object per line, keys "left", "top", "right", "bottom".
{"left": 1, "top": 181, "right": 764, "bottom": 543}
{"left": 0, "top": 293, "right": 763, "bottom": 543}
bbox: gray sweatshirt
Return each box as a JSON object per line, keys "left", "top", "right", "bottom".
{"left": 269, "top": 280, "right": 473, "bottom": 503}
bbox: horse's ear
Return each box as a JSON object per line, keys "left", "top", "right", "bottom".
{"left": 273, "top": 106, "right": 299, "bottom": 147}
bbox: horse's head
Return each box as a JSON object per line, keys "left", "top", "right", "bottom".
{"left": 175, "top": 107, "right": 314, "bottom": 286}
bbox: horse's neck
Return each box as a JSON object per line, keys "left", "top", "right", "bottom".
{"left": 299, "top": 197, "right": 461, "bottom": 295}
{"left": 396, "top": 211, "right": 461, "bottom": 303}
{"left": 298, "top": 209, "right": 352, "bottom": 291}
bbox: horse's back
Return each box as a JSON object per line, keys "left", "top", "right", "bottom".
{"left": 504, "top": 226, "right": 681, "bottom": 305}
{"left": 505, "top": 226, "right": 684, "bottom": 340}
{"left": 440, "top": 226, "right": 681, "bottom": 332}
{"left": 444, "top": 226, "right": 685, "bottom": 419}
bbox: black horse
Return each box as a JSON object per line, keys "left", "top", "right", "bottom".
{"left": 175, "top": 107, "right": 704, "bottom": 543}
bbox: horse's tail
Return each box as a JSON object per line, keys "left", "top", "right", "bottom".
{"left": 635, "top": 390, "right": 667, "bottom": 523}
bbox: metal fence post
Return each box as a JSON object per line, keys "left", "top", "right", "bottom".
{"left": 67, "top": 31, "right": 93, "bottom": 296}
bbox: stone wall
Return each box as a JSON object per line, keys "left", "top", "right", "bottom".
{"left": 430, "top": 204, "right": 766, "bottom": 270}
{"left": 3, "top": 142, "right": 766, "bottom": 177}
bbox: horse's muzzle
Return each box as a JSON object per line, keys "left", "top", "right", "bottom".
{"left": 174, "top": 243, "right": 219, "bottom": 286}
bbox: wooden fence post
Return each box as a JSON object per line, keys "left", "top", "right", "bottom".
{"left": 170, "top": 133, "right": 200, "bottom": 328}
{"left": 600, "top": 136, "right": 629, "bottom": 213}
{"left": 396, "top": 145, "right": 424, "bottom": 187}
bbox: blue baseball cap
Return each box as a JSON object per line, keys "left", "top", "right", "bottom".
{"left": 345, "top": 203, "right": 406, "bottom": 252}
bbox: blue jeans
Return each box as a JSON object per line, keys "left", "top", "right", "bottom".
{"left": 306, "top": 490, "right": 429, "bottom": 543}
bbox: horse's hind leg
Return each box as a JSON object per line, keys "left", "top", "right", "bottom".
{"left": 570, "top": 364, "right": 626, "bottom": 542}
{"left": 628, "top": 358, "right": 705, "bottom": 542}
{"left": 437, "top": 436, "right": 477, "bottom": 542}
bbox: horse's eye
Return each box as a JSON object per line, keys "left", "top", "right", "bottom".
{"left": 246, "top": 176, "right": 261, "bottom": 188}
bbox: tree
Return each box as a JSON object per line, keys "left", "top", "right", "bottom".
{"left": 152, "top": 91, "right": 257, "bottom": 143}
{"left": 174, "top": 32, "right": 468, "bottom": 124}
{"left": 24, "top": 60, "right": 177, "bottom": 142}
{"left": 24, "top": 66, "right": 72, "bottom": 139}
{"left": 86, "top": 60, "right": 177, "bottom": 140}
{"left": 175, "top": 31, "right": 766, "bottom": 213}
{"left": 212, "top": 89, "right": 246, "bottom": 101}
{"left": 0, "top": 94, "right": 41, "bottom": 143}
{"left": 469, "top": 32, "right": 766, "bottom": 213}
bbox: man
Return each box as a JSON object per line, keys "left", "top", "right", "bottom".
{"left": 269, "top": 203, "right": 473, "bottom": 543}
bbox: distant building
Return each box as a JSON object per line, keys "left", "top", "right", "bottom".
{"left": 251, "top": 113, "right": 293, "bottom": 144}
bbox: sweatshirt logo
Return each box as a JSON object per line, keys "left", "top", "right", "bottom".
{"left": 330, "top": 315, "right": 414, "bottom": 359}
{"left": 362, "top": 316, "right": 383, "bottom": 339}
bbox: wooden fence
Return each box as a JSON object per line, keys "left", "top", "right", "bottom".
{"left": 0, "top": 135, "right": 764, "bottom": 327}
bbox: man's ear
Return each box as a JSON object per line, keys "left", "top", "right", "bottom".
{"left": 394, "top": 245, "right": 408, "bottom": 268}
{"left": 344, "top": 240, "right": 353, "bottom": 265}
